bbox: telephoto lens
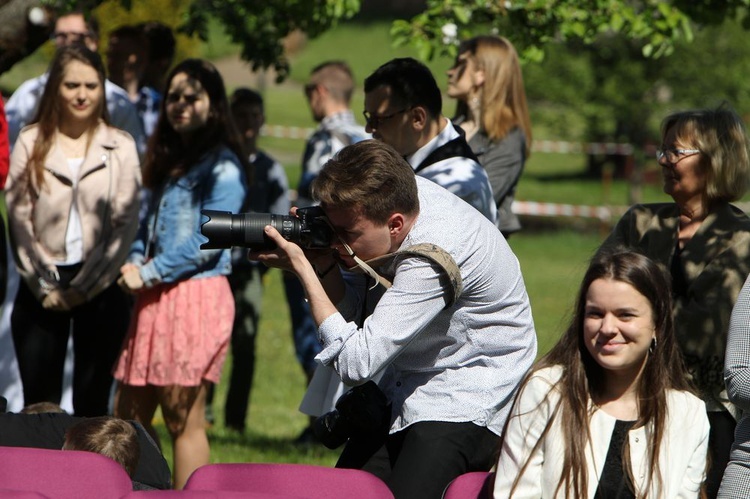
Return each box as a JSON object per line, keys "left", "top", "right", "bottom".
{"left": 201, "top": 206, "right": 334, "bottom": 250}
{"left": 200, "top": 210, "right": 301, "bottom": 250}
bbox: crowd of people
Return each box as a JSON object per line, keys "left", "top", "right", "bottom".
{"left": 1, "top": 6, "right": 750, "bottom": 499}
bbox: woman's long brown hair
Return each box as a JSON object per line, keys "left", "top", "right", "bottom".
{"left": 503, "top": 248, "right": 695, "bottom": 498}
{"left": 453, "top": 35, "right": 532, "bottom": 155}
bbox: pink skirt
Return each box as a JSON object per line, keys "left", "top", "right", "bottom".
{"left": 114, "top": 275, "right": 234, "bottom": 386}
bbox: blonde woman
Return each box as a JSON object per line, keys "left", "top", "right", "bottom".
{"left": 447, "top": 35, "right": 532, "bottom": 237}
{"left": 6, "top": 44, "right": 140, "bottom": 417}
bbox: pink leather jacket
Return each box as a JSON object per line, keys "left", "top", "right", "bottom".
{"left": 6, "top": 121, "right": 141, "bottom": 301}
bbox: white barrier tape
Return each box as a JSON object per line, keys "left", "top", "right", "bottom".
{"left": 511, "top": 200, "right": 621, "bottom": 221}
{"left": 259, "top": 124, "right": 635, "bottom": 156}
{"left": 264, "top": 125, "right": 312, "bottom": 140}
{"left": 512, "top": 201, "right": 750, "bottom": 221}
{"left": 531, "top": 140, "right": 633, "bottom": 156}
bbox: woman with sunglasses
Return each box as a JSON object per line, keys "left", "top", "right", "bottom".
{"left": 113, "top": 58, "right": 247, "bottom": 489}
{"left": 446, "top": 35, "right": 532, "bottom": 238}
{"left": 597, "top": 104, "right": 750, "bottom": 498}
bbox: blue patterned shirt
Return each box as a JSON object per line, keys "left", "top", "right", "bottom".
{"left": 297, "top": 110, "right": 368, "bottom": 207}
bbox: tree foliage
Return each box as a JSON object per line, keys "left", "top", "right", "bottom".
{"left": 5, "top": 0, "right": 745, "bottom": 84}
{"left": 2, "top": 0, "right": 361, "bottom": 79}
{"left": 180, "top": 0, "right": 360, "bottom": 82}
{"left": 390, "top": 0, "right": 750, "bottom": 63}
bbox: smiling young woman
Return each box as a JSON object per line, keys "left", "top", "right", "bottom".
{"left": 494, "top": 249, "right": 709, "bottom": 498}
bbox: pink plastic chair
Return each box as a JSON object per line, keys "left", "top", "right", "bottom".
{"left": 122, "top": 491, "right": 299, "bottom": 498}
{"left": 184, "top": 463, "right": 394, "bottom": 498}
{"left": 0, "top": 446, "right": 133, "bottom": 499}
{"left": 442, "top": 471, "right": 494, "bottom": 499}
{"left": 0, "top": 490, "right": 51, "bottom": 498}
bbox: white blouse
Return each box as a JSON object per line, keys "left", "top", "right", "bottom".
{"left": 494, "top": 366, "right": 710, "bottom": 498}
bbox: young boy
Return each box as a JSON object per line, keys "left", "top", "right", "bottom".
{"left": 63, "top": 416, "right": 140, "bottom": 479}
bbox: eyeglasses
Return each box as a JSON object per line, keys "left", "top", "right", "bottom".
{"left": 51, "top": 31, "right": 92, "bottom": 45}
{"left": 362, "top": 108, "right": 410, "bottom": 129}
{"left": 655, "top": 148, "right": 701, "bottom": 163}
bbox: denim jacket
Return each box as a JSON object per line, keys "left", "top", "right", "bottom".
{"left": 129, "top": 146, "right": 247, "bottom": 286}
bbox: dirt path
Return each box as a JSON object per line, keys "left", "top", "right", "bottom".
{"left": 212, "top": 53, "right": 301, "bottom": 92}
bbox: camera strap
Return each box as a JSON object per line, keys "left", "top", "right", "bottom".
{"left": 347, "top": 243, "right": 463, "bottom": 309}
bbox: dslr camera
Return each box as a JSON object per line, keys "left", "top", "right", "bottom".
{"left": 313, "top": 380, "right": 390, "bottom": 449}
{"left": 200, "top": 206, "right": 334, "bottom": 250}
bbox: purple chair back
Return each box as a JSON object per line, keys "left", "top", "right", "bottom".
{"left": 184, "top": 463, "right": 394, "bottom": 498}
{"left": 122, "top": 491, "right": 299, "bottom": 498}
{"left": 0, "top": 490, "right": 51, "bottom": 498}
{"left": 442, "top": 471, "right": 494, "bottom": 499}
{"left": 0, "top": 446, "right": 132, "bottom": 499}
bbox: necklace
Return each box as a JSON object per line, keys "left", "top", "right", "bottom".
{"left": 56, "top": 131, "right": 89, "bottom": 158}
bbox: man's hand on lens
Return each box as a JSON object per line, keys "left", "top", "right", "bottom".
{"left": 248, "top": 225, "right": 312, "bottom": 276}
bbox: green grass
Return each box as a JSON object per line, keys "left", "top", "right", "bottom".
{"left": 507, "top": 230, "right": 603, "bottom": 355}
{"left": 519, "top": 153, "right": 669, "bottom": 206}
{"left": 287, "top": 21, "right": 453, "bottom": 87}
{"left": 0, "top": 50, "right": 50, "bottom": 95}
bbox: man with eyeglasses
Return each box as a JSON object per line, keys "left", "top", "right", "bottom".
{"left": 363, "top": 57, "right": 496, "bottom": 223}
{"left": 5, "top": 10, "right": 145, "bottom": 156}
{"left": 292, "top": 60, "right": 369, "bottom": 443}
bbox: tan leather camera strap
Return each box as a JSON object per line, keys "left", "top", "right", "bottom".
{"left": 350, "top": 243, "right": 463, "bottom": 309}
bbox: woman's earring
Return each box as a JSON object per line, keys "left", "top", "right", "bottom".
{"left": 649, "top": 337, "right": 657, "bottom": 354}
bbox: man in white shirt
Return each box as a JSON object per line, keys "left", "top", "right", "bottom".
{"left": 363, "top": 57, "right": 496, "bottom": 223}
{"left": 5, "top": 10, "right": 146, "bottom": 154}
{"left": 250, "top": 140, "right": 536, "bottom": 499}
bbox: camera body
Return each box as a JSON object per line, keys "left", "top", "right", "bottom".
{"left": 313, "top": 380, "right": 390, "bottom": 449}
{"left": 200, "top": 206, "right": 334, "bottom": 250}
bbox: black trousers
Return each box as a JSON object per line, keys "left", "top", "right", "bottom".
{"left": 337, "top": 420, "right": 499, "bottom": 499}
{"left": 11, "top": 279, "right": 131, "bottom": 416}
{"left": 706, "top": 411, "right": 736, "bottom": 499}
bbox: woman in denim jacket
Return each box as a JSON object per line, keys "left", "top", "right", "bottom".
{"left": 114, "top": 59, "right": 247, "bottom": 489}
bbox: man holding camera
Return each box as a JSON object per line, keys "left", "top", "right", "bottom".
{"left": 250, "top": 140, "right": 537, "bottom": 499}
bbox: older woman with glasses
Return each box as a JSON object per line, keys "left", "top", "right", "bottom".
{"left": 597, "top": 104, "right": 750, "bottom": 498}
